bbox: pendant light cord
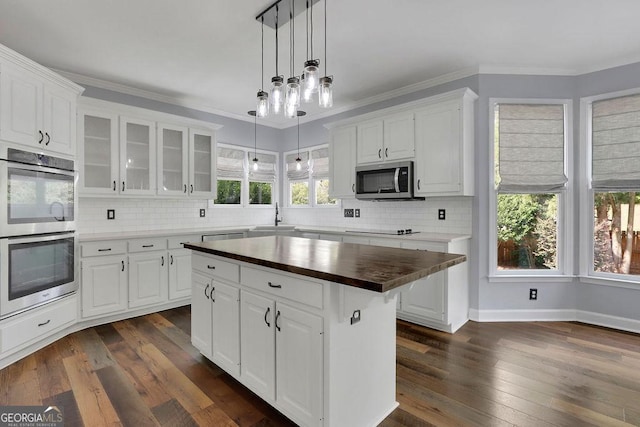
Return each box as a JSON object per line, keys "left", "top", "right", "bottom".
{"left": 324, "top": 0, "right": 327, "bottom": 74}
{"left": 310, "top": 0, "right": 314, "bottom": 59}
{"left": 261, "top": 16, "right": 265, "bottom": 89}
{"left": 275, "top": 5, "right": 279, "bottom": 76}
{"left": 254, "top": 115, "right": 257, "bottom": 159}
{"left": 306, "top": 1, "right": 309, "bottom": 60}
{"left": 290, "top": 0, "right": 294, "bottom": 77}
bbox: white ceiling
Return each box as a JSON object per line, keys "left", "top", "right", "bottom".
{"left": 1, "top": 0, "right": 640, "bottom": 128}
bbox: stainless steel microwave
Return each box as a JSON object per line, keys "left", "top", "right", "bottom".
{"left": 355, "top": 161, "right": 417, "bottom": 200}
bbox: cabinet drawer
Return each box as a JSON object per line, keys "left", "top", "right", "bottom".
{"left": 0, "top": 296, "right": 76, "bottom": 354}
{"left": 401, "top": 241, "right": 446, "bottom": 252}
{"left": 128, "top": 237, "right": 167, "bottom": 253}
{"left": 192, "top": 254, "right": 239, "bottom": 283}
{"left": 81, "top": 240, "right": 127, "bottom": 257}
{"left": 241, "top": 266, "right": 323, "bottom": 309}
{"left": 168, "top": 235, "right": 201, "bottom": 249}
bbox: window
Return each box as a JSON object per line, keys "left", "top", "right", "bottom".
{"left": 590, "top": 93, "right": 640, "bottom": 278}
{"left": 285, "top": 144, "right": 336, "bottom": 207}
{"left": 248, "top": 152, "right": 276, "bottom": 205}
{"left": 492, "top": 101, "right": 569, "bottom": 274}
{"left": 214, "top": 144, "right": 278, "bottom": 206}
{"left": 215, "top": 147, "right": 244, "bottom": 205}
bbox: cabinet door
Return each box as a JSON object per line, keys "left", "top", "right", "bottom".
{"left": 168, "top": 248, "right": 192, "bottom": 300}
{"left": 276, "top": 302, "right": 323, "bottom": 427}
{"left": 157, "top": 124, "right": 189, "bottom": 197}
{"left": 383, "top": 112, "right": 415, "bottom": 161}
{"left": 42, "top": 84, "right": 76, "bottom": 155}
{"left": 78, "top": 110, "right": 119, "bottom": 194}
{"left": 0, "top": 65, "right": 43, "bottom": 147}
{"left": 81, "top": 255, "right": 127, "bottom": 318}
{"left": 414, "top": 101, "right": 461, "bottom": 195}
{"left": 189, "top": 129, "right": 216, "bottom": 198}
{"left": 356, "top": 120, "right": 384, "bottom": 164}
{"left": 400, "top": 272, "right": 445, "bottom": 322}
{"left": 240, "top": 290, "right": 276, "bottom": 400}
{"left": 211, "top": 280, "right": 240, "bottom": 377}
{"left": 120, "top": 116, "right": 156, "bottom": 195}
{"left": 192, "top": 272, "right": 212, "bottom": 357}
{"left": 329, "top": 125, "right": 356, "bottom": 198}
{"left": 128, "top": 252, "right": 168, "bottom": 308}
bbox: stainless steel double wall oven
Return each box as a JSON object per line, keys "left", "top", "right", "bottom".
{"left": 0, "top": 146, "right": 78, "bottom": 319}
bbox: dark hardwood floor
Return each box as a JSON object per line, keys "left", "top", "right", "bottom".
{"left": 1, "top": 306, "right": 640, "bottom": 426}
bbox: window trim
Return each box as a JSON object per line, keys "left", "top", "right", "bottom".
{"left": 489, "top": 98, "right": 573, "bottom": 278}
{"left": 214, "top": 142, "right": 278, "bottom": 208}
{"left": 580, "top": 88, "right": 640, "bottom": 284}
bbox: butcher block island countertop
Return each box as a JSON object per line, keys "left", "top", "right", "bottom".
{"left": 185, "top": 235, "right": 467, "bottom": 427}
{"left": 184, "top": 235, "right": 466, "bottom": 293}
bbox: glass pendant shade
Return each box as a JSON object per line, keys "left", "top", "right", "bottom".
{"left": 252, "top": 157, "right": 259, "bottom": 171}
{"left": 319, "top": 76, "right": 333, "bottom": 108}
{"left": 270, "top": 76, "right": 284, "bottom": 114}
{"left": 285, "top": 101, "right": 298, "bottom": 119}
{"left": 303, "top": 59, "right": 319, "bottom": 94}
{"left": 295, "top": 157, "right": 302, "bottom": 170}
{"left": 256, "top": 90, "right": 269, "bottom": 117}
{"left": 285, "top": 76, "right": 301, "bottom": 108}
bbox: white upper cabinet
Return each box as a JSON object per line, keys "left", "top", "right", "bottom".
{"left": 77, "top": 99, "right": 220, "bottom": 198}
{"left": 0, "top": 58, "right": 81, "bottom": 156}
{"left": 329, "top": 125, "right": 357, "bottom": 198}
{"left": 414, "top": 88, "right": 476, "bottom": 196}
{"left": 356, "top": 112, "right": 415, "bottom": 165}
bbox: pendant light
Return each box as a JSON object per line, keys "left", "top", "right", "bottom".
{"left": 256, "top": 17, "right": 269, "bottom": 117}
{"left": 295, "top": 110, "right": 307, "bottom": 170}
{"left": 302, "top": 0, "right": 319, "bottom": 102}
{"left": 318, "top": 0, "right": 333, "bottom": 108}
{"left": 285, "top": 0, "right": 300, "bottom": 118}
{"left": 270, "top": 5, "right": 284, "bottom": 114}
{"left": 248, "top": 111, "right": 259, "bottom": 170}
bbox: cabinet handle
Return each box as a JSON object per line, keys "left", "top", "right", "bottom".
{"left": 142, "top": 244, "right": 154, "bottom": 248}
{"left": 190, "top": 184, "right": 194, "bottom": 194}
{"left": 264, "top": 307, "right": 271, "bottom": 327}
{"left": 184, "top": 184, "right": 187, "bottom": 193}
{"left": 113, "top": 180, "right": 117, "bottom": 191}
{"left": 38, "top": 319, "right": 51, "bottom": 327}
{"left": 268, "top": 281, "right": 282, "bottom": 289}
{"left": 98, "top": 248, "right": 112, "bottom": 252}
{"left": 204, "top": 283, "right": 210, "bottom": 299}
{"left": 122, "top": 181, "right": 125, "bottom": 192}
{"left": 207, "top": 265, "right": 216, "bottom": 270}
{"left": 161, "top": 255, "right": 165, "bottom": 266}
{"left": 378, "top": 148, "right": 382, "bottom": 159}
{"left": 121, "top": 260, "right": 125, "bottom": 271}
{"left": 417, "top": 179, "right": 421, "bottom": 190}
{"left": 352, "top": 183, "right": 355, "bottom": 193}
{"left": 38, "top": 130, "right": 44, "bottom": 144}
{"left": 275, "top": 310, "right": 281, "bottom": 332}
{"left": 170, "top": 255, "right": 174, "bottom": 265}
{"left": 385, "top": 147, "right": 388, "bottom": 158}
{"left": 211, "top": 286, "right": 215, "bottom": 302}
{"left": 45, "top": 132, "right": 50, "bottom": 145}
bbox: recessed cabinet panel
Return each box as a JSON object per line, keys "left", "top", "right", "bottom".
{"left": 0, "top": 66, "right": 42, "bottom": 146}
{"left": 400, "top": 272, "right": 445, "bottom": 321}
{"left": 158, "top": 124, "right": 188, "bottom": 196}
{"left": 128, "top": 251, "right": 168, "bottom": 308}
{"left": 168, "top": 248, "right": 192, "bottom": 300}
{"left": 120, "top": 117, "right": 156, "bottom": 196}
{"left": 211, "top": 280, "right": 240, "bottom": 377}
{"left": 189, "top": 129, "right": 216, "bottom": 198}
{"left": 81, "top": 255, "right": 127, "bottom": 318}
{"left": 79, "top": 111, "right": 119, "bottom": 194}
{"left": 356, "top": 120, "right": 384, "bottom": 164}
{"left": 329, "top": 125, "right": 357, "bottom": 198}
{"left": 191, "top": 271, "right": 213, "bottom": 357}
{"left": 383, "top": 112, "right": 415, "bottom": 161}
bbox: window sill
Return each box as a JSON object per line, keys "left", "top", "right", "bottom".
{"left": 579, "top": 275, "right": 640, "bottom": 290}
{"left": 488, "top": 274, "right": 576, "bottom": 283}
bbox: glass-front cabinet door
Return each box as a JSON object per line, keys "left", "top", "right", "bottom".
{"left": 119, "top": 116, "right": 156, "bottom": 195}
{"left": 78, "top": 109, "right": 119, "bottom": 194}
{"left": 189, "top": 129, "right": 216, "bottom": 198}
{"left": 157, "top": 123, "right": 188, "bottom": 196}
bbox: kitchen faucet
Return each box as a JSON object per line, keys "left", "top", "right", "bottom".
{"left": 275, "top": 202, "right": 282, "bottom": 226}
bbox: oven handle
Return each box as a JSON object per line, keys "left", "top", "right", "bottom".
{"left": 2, "top": 160, "right": 75, "bottom": 177}
{"left": 6, "top": 231, "right": 75, "bottom": 244}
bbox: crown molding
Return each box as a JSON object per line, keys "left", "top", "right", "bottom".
{"left": 477, "top": 65, "right": 578, "bottom": 76}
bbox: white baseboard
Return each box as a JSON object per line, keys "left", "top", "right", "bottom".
{"left": 468, "top": 308, "right": 640, "bottom": 334}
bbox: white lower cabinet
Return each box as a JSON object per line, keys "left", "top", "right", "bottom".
{"left": 211, "top": 280, "right": 240, "bottom": 377}
{"left": 191, "top": 271, "right": 213, "bottom": 358}
{"left": 128, "top": 251, "right": 168, "bottom": 308}
{"left": 81, "top": 253, "right": 128, "bottom": 318}
{"left": 168, "top": 248, "right": 193, "bottom": 300}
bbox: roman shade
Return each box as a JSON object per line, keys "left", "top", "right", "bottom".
{"left": 217, "top": 147, "right": 245, "bottom": 179}
{"left": 248, "top": 152, "right": 277, "bottom": 182}
{"left": 496, "top": 103, "right": 567, "bottom": 192}
{"left": 286, "top": 152, "right": 309, "bottom": 180}
{"left": 592, "top": 93, "right": 640, "bottom": 190}
{"left": 311, "top": 147, "right": 329, "bottom": 178}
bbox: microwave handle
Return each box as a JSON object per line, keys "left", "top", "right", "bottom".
{"left": 394, "top": 168, "right": 400, "bottom": 193}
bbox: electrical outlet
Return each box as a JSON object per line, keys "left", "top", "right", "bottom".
{"left": 344, "top": 209, "right": 354, "bottom": 218}
{"left": 107, "top": 209, "right": 115, "bottom": 220}
{"left": 355, "top": 209, "right": 360, "bottom": 218}
{"left": 529, "top": 288, "right": 538, "bottom": 300}
{"left": 438, "top": 209, "right": 446, "bottom": 220}
{"left": 199, "top": 209, "right": 206, "bottom": 217}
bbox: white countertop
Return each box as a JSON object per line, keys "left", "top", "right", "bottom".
{"left": 79, "top": 224, "right": 470, "bottom": 243}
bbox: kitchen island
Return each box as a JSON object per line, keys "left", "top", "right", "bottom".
{"left": 185, "top": 236, "right": 466, "bottom": 427}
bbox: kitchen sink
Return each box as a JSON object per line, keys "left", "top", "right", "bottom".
{"left": 252, "top": 225, "right": 296, "bottom": 231}
{"left": 248, "top": 225, "right": 297, "bottom": 237}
